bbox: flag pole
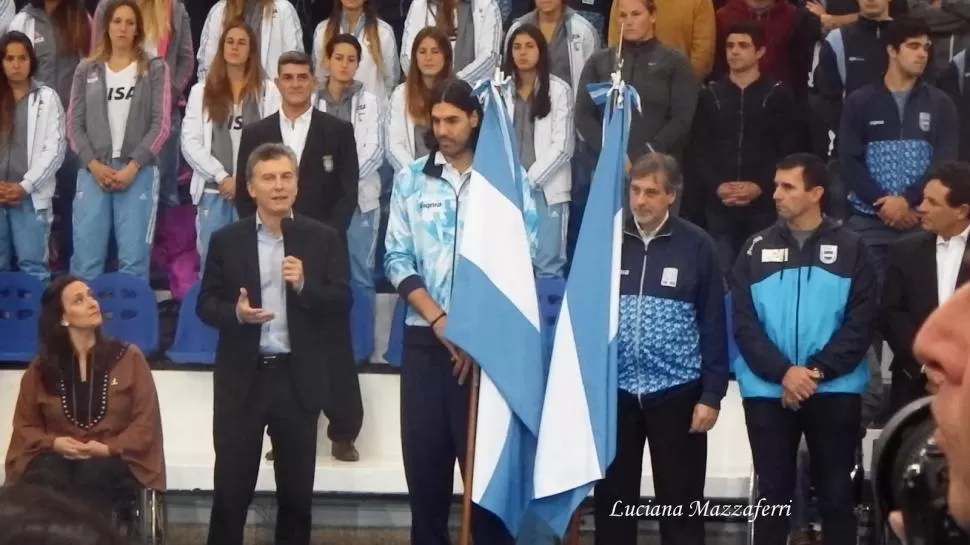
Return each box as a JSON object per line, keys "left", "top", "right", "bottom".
{"left": 460, "top": 364, "right": 481, "bottom": 545}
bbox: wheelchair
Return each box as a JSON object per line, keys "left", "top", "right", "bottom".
{"left": 114, "top": 488, "right": 166, "bottom": 545}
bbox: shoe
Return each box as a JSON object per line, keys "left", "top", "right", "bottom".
{"left": 331, "top": 440, "right": 359, "bottom": 462}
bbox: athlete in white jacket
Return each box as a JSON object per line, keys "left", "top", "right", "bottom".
{"left": 505, "top": 0, "right": 600, "bottom": 90}
{"left": 0, "top": 33, "right": 66, "bottom": 282}
{"left": 311, "top": 0, "right": 398, "bottom": 104}
{"left": 182, "top": 20, "right": 281, "bottom": 268}
{"left": 197, "top": 0, "right": 303, "bottom": 81}
{"left": 400, "top": 0, "right": 501, "bottom": 86}
{"left": 504, "top": 23, "right": 574, "bottom": 277}
{"left": 316, "top": 34, "right": 385, "bottom": 359}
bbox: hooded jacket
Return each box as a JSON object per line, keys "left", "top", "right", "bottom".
{"left": 689, "top": 76, "right": 801, "bottom": 217}
{"left": 714, "top": 0, "right": 821, "bottom": 100}
{"left": 731, "top": 217, "right": 878, "bottom": 399}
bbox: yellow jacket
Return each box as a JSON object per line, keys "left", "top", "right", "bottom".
{"left": 607, "top": 0, "right": 716, "bottom": 78}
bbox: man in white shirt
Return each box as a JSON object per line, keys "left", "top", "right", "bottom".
{"left": 881, "top": 161, "right": 970, "bottom": 412}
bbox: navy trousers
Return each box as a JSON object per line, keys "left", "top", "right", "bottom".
{"left": 400, "top": 328, "right": 515, "bottom": 545}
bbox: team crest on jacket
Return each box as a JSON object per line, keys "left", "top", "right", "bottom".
{"left": 820, "top": 244, "right": 838, "bottom": 264}
{"left": 919, "top": 112, "right": 931, "bottom": 131}
{"left": 322, "top": 155, "right": 333, "bottom": 172}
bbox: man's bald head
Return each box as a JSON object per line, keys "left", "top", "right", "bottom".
{"left": 914, "top": 282, "right": 970, "bottom": 527}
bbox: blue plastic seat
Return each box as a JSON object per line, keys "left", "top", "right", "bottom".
{"left": 89, "top": 273, "right": 159, "bottom": 355}
{"left": 383, "top": 296, "right": 406, "bottom": 367}
{"left": 350, "top": 285, "right": 375, "bottom": 364}
{"left": 0, "top": 272, "right": 43, "bottom": 362}
{"left": 166, "top": 281, "right": 217, "bottom": 364}
{"left": 536, "top": 276, "right": 566, "bottom": 363}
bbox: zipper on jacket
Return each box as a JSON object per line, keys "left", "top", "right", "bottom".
{"left": 794, "top": 266, "right": 802, "bottom": 365}
{"left": 635, "top": 246, "right": 648, "bottom": 409}
{"left": 736, "top": 87, "right": 745, "bottom": 181}
{"left": 446, "top": 174, "right": 471, "bottom": 304}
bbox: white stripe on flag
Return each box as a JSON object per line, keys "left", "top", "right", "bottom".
{"left": 472, "top": 371, "right": 511, "bottom": 503}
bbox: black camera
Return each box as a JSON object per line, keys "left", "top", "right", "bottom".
{"left": 871, "top": 396, "right": 968, "bottom": 545}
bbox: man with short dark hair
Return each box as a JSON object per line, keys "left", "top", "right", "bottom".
{"left": 689, "top": 21, "right": 800, "bottom": 279}
{"left": 732, "top": 153, "right": 878, "bottom": 545}
{"left": 384, "top": 77, "right": 535, "bottom": 545}
{"left": 199, "top": 142, "right": 351, "bottom": 545}
{"left": 594, "top": 152, "right": 727, "bottom": 545}
{"left": 881, "top": 161, "right": 970, "bottom": 412}
{"left": 234, "top": 50, "right": 364, "bottom": 462}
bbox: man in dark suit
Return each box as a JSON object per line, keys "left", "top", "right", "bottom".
{"left": 199, "top": 142, "right": 350, "bottom": 545}
{"left": 235, "top": 50, "right": 363, "bottom": 462}
{"left": 881, "top": 162, "right": 970, "bottom": 413}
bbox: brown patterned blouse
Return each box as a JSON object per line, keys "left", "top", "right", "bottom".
{"left": 4, "top": 343, "right": 166, "bottom": 490}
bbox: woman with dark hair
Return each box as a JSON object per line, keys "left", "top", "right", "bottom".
{"left": 387, "top": 26, "right": 453, "bottom": 172}
{"left": 4, "top": 275, "right": 165, "bottom": 516}
{"left": 182, "top": 19, "right": 279, "bottom": 270}
{"left": 312, "top": 0, "right": 398, "bottom": 103}
{"left": 93, "top": 0, "right": 193, "bottom": 209}
{"left": 196, "top": 0, "right": 302, "bottom": 80}
{"left": 503, "top": 23, "right": 573, "bottom": 278}
{"left": 8, "top": 0, "right": 92, "bottom": 272}
{"left": 0, "top": 31, "right": 66, "bottom": 283}
{"left": 67, "top": 0, "right": 170, "bottom": 281}
{"left": 400, "top": 0, "right": 502, "bottom": 85}
{"left": 0, "top": 483, "right": 127, "bottom": 545}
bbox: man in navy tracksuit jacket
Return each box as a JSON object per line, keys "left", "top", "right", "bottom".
{"left": 732, "top": 153, "right": 878, "bottom": 545}
{"left": 839, "top": 18, "right": 959, "bottom": 283}
{"left": 593, "top": 153, "right": 728, "bottom": 545}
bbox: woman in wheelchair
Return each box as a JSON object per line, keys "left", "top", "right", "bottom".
{"left": 4, "top": 275, "right": 165, "bottom": 517}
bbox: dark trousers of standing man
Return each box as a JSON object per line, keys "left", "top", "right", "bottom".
{"left": 208, "top": 357, "right": 319, "bottom": 545}
{"left": 593, "top": 382, "right": 708, "bottom": 545}
{"left": 744, "top": 393, "right": 861, "bottom": 545}
{"left": 400, "top": 329, "right": 514, "bottom": 545}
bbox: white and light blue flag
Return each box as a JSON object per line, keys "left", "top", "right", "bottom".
{"left": 530, "top": 80, "right": 639, "bottom": 537}
{"left": 444, "top": 75, "right": 543, "bottom": 537}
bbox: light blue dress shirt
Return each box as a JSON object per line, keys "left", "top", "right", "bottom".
{"left": 255, "top": 212, "right": 291, "bottom": 354}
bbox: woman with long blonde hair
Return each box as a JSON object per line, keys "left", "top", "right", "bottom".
{"left": 93, "top": 0, "right": 193, "bottom": 209}
{"left": 181, "top": 20, "right": 280, "bottom": 270}
{"left": 68, "top": 0, "right": 170, "bottom": 281}
{"left": 312, "top": 0, "right": 397, "bottom": 103}
{"left": 386, "top": 26, "right": 453, "bottom": 172}
{"left": 196, "top": 0, "right": 303, "bottom": 80}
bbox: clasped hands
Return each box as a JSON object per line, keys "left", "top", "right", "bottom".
{"left": 235, "top": 256, "right": 304, "bottom": 324}
{"left": 87, "top": 160, "right": 140, "bottom": 191}
{"left": 717, "top": 181, "right": 763, "bottom": 207}
{"left": 432, "top": 315, "right": 475, "bottom": 385}
{"left": 0, "top": 180, "right": 27, "bottom": 205}
{"left": 53, "top": 436, "right": 110, "bottom": 460}
{"left": 781, "top": 366, "right": 822, "bottom": 409}
{"left": 875, "top": 195, "right": 920, "bottom": 231}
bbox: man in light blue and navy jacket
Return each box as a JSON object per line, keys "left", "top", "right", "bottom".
{"left": 732, "top": 153, "right": 878, "bottom": 545}
{"left": 593, "top": 153, "right": 727, "bottom": 545}
{"left": 839, "top": 17, "right": 958, "bottom": 282}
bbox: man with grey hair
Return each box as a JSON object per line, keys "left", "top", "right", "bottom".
{"left": 198, "top": 142, "right": 351, "bottom": 545}
{"left": 593, "top": 152, "right": 728, "bottom": 545}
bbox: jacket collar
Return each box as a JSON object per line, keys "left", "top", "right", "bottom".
{"left": 624, "top": 212, "right": 674, "bottom": 239}
{"left": 856, "top": 16, "right": 893, "bottom": 33}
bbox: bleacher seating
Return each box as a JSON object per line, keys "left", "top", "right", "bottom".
{"left": 0, "top": 272, "right": 44, "bottom": 362}
{"left": 165, "top": 281, "right": 216, "bottom": 365}
{"left": 89, "top": 273, "right": 160, "bottom": 356}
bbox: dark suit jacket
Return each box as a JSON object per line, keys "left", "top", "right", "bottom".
{"left": 881, "top": 231, "right": 970, "bottom": 377}
{"left": 196, "top": 213, "right": 351, "bottom": 415}
{"left": 235, "top": 110, "right": 359, "bottom": 234}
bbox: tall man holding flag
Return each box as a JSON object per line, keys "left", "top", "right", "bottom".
{"left": 593, "top": 153, "right": 729, "bottom": 545}
{"left": 383, "top": 77, "right": 536, "bottom": 545}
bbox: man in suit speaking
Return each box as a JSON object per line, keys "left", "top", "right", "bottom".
{"left": 881, "top": 161, "right": 970, "bottom": 412}
{"left": 234, "top": 50, "right": 363, "bottom": 462}
{"left": 198, "top": 143, "right": 351, "bottom": 545}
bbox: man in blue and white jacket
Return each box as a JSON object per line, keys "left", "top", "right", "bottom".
{"left": 593, "top": 152, "right": 727, "bottom": 545}
{"left": 384, "top": 77, "right": 536, "bottom": 545}
{"left": 733, "top": 153, "right": 878, "bottom": 545}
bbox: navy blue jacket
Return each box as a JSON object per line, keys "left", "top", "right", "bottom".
{"left": 838, "top": 80, "right": 959, "bottom": 216}
{"left": 617, "top": 215, "right": 728, "bottom": 409}
{"left": 730, "top": 218, "right": 878, "bottom": 398}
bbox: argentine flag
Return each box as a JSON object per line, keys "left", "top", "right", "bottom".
{"left": 444, "top": 75, "right": 543, "bottom": 536}
{"left": 531, "top": 81, "right": 639, "bottom": 536}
